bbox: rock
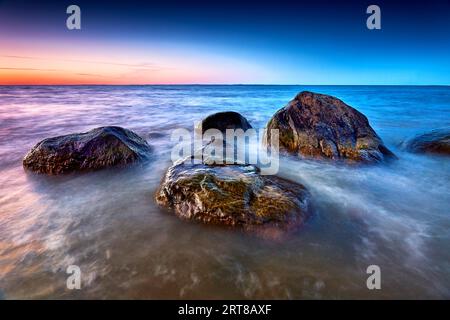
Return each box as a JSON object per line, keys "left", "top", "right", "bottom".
{"left": 199, "top": 111, "right": 252, "bottom": 134}
{"left": 194, "top": 111, "right": 254, "bottom": 164}
{"left": 156, "top": 158, "right": 311, "bottom": 235}
{"left": 23, "top": 126, "right": 152, "bottom": 174}
{"left": 265, "top": 91, "right": 396, "bottom": 163}
{"left": 403, "top": 129, "right": 450, "bottom": 155}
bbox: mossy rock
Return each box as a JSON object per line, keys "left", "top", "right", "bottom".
{"left": 156, "top": 158, "right": 311, "bottom": 234}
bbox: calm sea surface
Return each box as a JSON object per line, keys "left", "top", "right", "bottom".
{"left": 0, "top": 85, "right": 449, "bottom": 299}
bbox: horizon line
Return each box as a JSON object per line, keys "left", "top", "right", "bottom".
{"left": 0, "top": 84, "right": 449, "bottom": 86}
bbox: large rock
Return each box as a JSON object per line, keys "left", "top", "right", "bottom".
{"left": 23, "top": 126, "right": 152, "bottom": 174}
{"left": 156, "top": 158, "right": 311, "bottom": 235}
{"left": 403, "top": 129, "right": 450, "bottom": 155}
{"left": 199, "top": 111, "right": 252, "bottom": 134}
{"left": 265, "top": 91, "right": 396, "bottom": 163}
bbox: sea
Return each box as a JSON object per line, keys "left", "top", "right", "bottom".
{"left": 0, "top": 85, "right": 449, "bottom": 299}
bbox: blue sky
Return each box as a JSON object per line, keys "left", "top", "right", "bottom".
{"left": 1, "top": 0, "right": 449, "bottom": 84}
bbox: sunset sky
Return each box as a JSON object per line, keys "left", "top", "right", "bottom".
{"left": 1, "top": 0, "right": 449, "bottom": 85}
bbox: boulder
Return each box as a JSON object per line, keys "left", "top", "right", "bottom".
{"left": 265, "top": 91, "right": 396, "bottom": 163}
{"left": 195, "top": 111, "right": 254, "bottom": 164}
{"left": 156, "top": 158, "right": 311, "bottom": 235}
{"left": 23, "top": 126, "right": 152, "bottom": 174}
{"left": 403, "top": 129, "right": 450, "bottom": 155}
{"left": 199, "top": 111, "right": 252, "bottom": 134}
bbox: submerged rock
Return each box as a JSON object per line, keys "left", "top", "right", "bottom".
{"left": 23, "top": 126, "right": 152, "bottom": 174}
{"left": 265, "top": 91, "right": 396, "bottom": 163}
{"left": 199, "top": 111, "right": 252, "bottom": 134}
{"left": 403, "top": 129, "right": 450, "bottom": 155}
{"left": 156, "top": 158, "right": 311, "bottom": 234}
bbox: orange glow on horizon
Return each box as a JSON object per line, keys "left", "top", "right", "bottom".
{"left": 0, "top": 69, "right": 219, "bottom": 85}
{"left": 0, "top": 41, "right": 269, "bottom": 85}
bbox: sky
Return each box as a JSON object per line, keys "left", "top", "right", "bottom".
{"left": 0, "top": 0, "right": 449, "bottom": 85}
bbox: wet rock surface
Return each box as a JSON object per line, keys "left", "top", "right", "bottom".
{"left": 199, "top": 111, "right": 252, "bottom": 134}
{"left": 403, "top": 129, "right": 450, "bottom": 155}
{"left": 195, "top": 111, "right": 254, "bottom": 164}
{"left": 23, "top": 126, "right": 152, "bottom": 174}
{"left": 156, "top": 158, "right": 311, "bottom": 234}
{"left": 265, "top": 91, "right": 396, "bottom": 163}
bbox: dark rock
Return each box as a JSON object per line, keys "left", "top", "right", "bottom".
{"left": 265, "top": 91, "right": 396, "bottom": 163}
{"left": 403, "top": 129, "right": 450, "bottom": 155}
{"left": 147, "top": 131, "right": 166, "bottom": 139}
{"left": 199, "top": 111, "right": 252, "bottom": 134}
{"left": 156, "top": 158, "right": 311, "bottom": 235}
{"left": 194, "top": 111, "right": 254, "bottom": 164}
{"left": 23, "top": 126, "right": 152, "bottom": 174}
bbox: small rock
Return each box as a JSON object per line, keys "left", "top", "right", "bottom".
{"left": 199, "top": 111, "right": 252, "bottom": 134}
{"left": 195, "top": 111, "right": 254, "bottom": 164}
{"left": 403, "top": 129, "right": 450, "bottom": 155}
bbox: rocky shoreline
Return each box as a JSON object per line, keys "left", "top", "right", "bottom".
{"left": 22, "top": 91, "right": 450, "bottom": 236}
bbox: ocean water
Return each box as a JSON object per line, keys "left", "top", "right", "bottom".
{"left": 0, "top": 85, "right": 449, "bottom": 299}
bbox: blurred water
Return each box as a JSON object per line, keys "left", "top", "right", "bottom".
{"left": 0, "top": 85, "right": 449, "bottom": 299}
